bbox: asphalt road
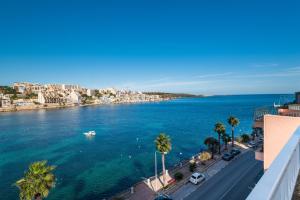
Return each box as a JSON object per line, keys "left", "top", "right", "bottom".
{"left": 184, "top": 151, "right": 263, "bottom": 200}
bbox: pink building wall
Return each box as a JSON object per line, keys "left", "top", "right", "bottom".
{"left": 264, "top": 115, "right": 300, "bottom": 170}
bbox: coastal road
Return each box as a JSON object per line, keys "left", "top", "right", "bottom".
{"left": 184, "top": 151, "right": 263, "bottom": 200}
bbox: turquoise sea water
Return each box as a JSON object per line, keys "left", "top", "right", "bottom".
{"left": 0, "top": 95, "right": 293, "bottom": 200}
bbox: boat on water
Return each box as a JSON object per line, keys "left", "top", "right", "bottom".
{"left": 83, "top": 130, "right": 96, "bottom": 137}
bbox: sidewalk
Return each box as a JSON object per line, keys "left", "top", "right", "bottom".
{"left": 129, "top": 182, "right": 155, "bottom": 200}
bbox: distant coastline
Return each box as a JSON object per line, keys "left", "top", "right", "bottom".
{"left": 143, "top": 92, "right": 205, "bottom": 99}
{"left": 0, "top": 95, "right": 202, "bottom": 113}
{"left": 0, "top": 83, "right": 205, "bottom": 113}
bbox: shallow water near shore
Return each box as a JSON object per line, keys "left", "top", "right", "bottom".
{"left": 0, "top": 94, "right": 292, "bottom": 200}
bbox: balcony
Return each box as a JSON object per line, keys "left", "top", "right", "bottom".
{"left": 253, "top": 106, "right": 277, "bottom": 129}
{"left": 247, "top": 127, "right": 300, "bottom": 200}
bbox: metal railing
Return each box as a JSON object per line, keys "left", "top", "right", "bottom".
{"left": 247, "top": 127, "right": 300, "bottom": 200}
{"left": 253, "top": 106, "right": 278, "bottom": 121}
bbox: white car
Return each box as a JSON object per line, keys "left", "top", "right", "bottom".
{"left": 189, "top": 173, "right": 205, "bottom": 185}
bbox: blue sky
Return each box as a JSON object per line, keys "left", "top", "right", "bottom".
{"left": 0, "top": 0, "right": 299, "bottom": 95}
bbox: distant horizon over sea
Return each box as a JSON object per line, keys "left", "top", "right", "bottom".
{"left": 0, "top": 94, "right": 294, "bottom": 200}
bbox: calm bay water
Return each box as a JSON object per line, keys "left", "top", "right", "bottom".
{"left": 0, "top": 94, "right": 292, "bottom": 200}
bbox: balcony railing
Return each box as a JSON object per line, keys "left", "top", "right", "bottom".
{"left": 254, "top": 106, "right": 278, "bottom": 121}
{"left": 247, "top": 127, "right": 300, "bottom": 200}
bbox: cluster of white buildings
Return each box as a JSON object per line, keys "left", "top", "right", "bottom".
{"left": 37, "top": 90, "right": 81, "bottom": 105}
{"left": 1, "top": 82, "right": 165, "bottom": 110}
{"left": 11, "top": 82, "right": 83, "bottom": 106}
{"left": 13, "top": 82, "right": 82, "bottom": 95}
{"left": 0, "top": 93, "right": 11, "bottom": 108}
{"left": 97, "top": 88, "right": 162, "bottom": 104}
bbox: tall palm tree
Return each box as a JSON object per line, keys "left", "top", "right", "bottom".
{"left": 221, "top": 133, "right": 231, "bottom": 150}
{"left": 214, "top": 122, "right": 226, "bottom": 154}
{"left": 228, "top": 116, "right": 240, "bottom": 147}
{"left": 204, "top": 137, "right": 219, "bottom": 159}
{"left": 155, "top": 133, "right": 172, "bottom": 186}
{"left": 16, "top": 161, "right": 56, "bottom": 200}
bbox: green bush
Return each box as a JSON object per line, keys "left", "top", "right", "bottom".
{"left": 199, "top": 151, "right": 211, "bottom": 164}
{"left": 0, "top": 86, "right": 18, "bottom": 94}
{"left": 174, "top": 172, "right": 184, "bottom": 181}
{"left": 112, "top": 197, "right": 124, "bottom": 200}
{"left": 241, "top": 134, "right": 250, "bottom": 143}
{"left": 236, "top": 136, "right": 243, "bottom": 143}
{"left": 189, "top": 162, "right": 197, "bottom": 172}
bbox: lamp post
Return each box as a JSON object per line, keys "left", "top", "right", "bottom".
{"left": 155, "top": 151, "right": 158, "bottom": 193}
{"left": 179, "top": 152, "right": 183, "bottom": 167}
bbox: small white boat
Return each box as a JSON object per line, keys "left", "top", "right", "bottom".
{"left": 273, "top": 102, "right": 281, "bottom": 108}
{"left": 83, "top": 131, "right": 96, "bottom": 137}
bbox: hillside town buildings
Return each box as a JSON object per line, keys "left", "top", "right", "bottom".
{"left": 38, "top": 91, "right": 65, "bottom": 104}
{"left": 13, "top": 83, "right": 26, "bottom": 94}
{"left": 0, "top": 94, "right": 11, "bottom": 108}
{"left": 1, "top": 82, "right": 168, "bottom": 112}
{"left": 62, "top": 84, "right": 81, "bottom": 91}
{"left": 87, "top": 89, "right": 95, "bottom": 97}
{"left": 67, "top": 91, "right": 81, "bottom": 104}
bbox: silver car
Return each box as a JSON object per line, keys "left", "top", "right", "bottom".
{"left": 189, "top": 173, "right": 205, "bottom": 185}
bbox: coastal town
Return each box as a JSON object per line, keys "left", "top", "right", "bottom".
{"left": 0, "top": 82, "right": 169, "bottom": 112}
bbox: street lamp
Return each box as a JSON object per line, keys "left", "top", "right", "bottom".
{"left": 179, "top": 152, "right": 183, "bottom": 167}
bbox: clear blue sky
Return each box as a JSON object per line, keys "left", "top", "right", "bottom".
{"left": 0, "top": 0, "right": 299, "bottom": 95}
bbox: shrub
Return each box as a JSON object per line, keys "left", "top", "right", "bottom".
{"left": 241, "top": 134, "right": 250, "bottom": 143}
{"left": 189, "top": 162, "right": 197, "bottom": 172}
{"left": 113, "top": 197, "right": 124, "bottom": 200}
{"left": 236, "top": 136, "right": 243, "bottom": 143}
{"left": 199, "top": 151, "right": 211, "bottom": 164}
{"left": 174, "top": 172, "right": 184, "bottom": 181}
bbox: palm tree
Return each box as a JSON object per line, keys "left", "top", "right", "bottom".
{"left": 214, "top": 122, "right": 226, "bottom": 154}
{"left": 228, "top": 116, "right": 239, "bottom": 147}
{"left": 16, "top": 161, "right": 56, "bottom": 200}
{"left": 155, "top": 133, "right": 172, "bottom": 186}
{"left": 221, "top": 133, "right": 231, "bottom": 150}
{"left": 204, "top": 137, "right": 219, "bottom": 159}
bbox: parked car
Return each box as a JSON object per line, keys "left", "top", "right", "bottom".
{"left": 222, "top": 153, "right": 234, "bottom": 161}
{"left": 189, "top": 172, "right": 206, "bottom": 185}
{"left": 154, "top": 194, "right": 173, "bottom": 200}
{"left": 230, "top": 148, "right": 241, "bottom": 156}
